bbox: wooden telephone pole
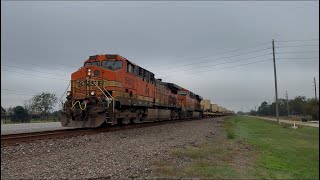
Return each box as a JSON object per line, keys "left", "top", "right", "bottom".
{"left": 272, "top": 39, "right": 280, "bottom": 124}
{"left": 286, "top": 91, "right": 289, "bottom": 116}
{"left": 314, "top": 77, "right": 318, "bottom": 101}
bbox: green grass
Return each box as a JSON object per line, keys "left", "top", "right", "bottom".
{"left": 154, "top": 116, "right": 319, "bottom": 179}
{"left": 224, "top": 116, "right": 319, "bottom": 179}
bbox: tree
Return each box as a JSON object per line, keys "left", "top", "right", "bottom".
{"left": 24, "top": 99, "right": 35, "bottom": 114}
{"left": 289, "top": 96, "right": 306, "bottom": 115}
{"left": 11, "top": 106, "right": 30, "bottom": 123}
{"left": 249, "top": 110, "right": 257, "bottom": 116}
{"left": 29, "top": 92, "right": 58, "bottom": 119}
{"left": 258, "top": 101, "right": 270, "bottom": 116}
{"left": 256, "top": 96, "right": 319, "bottom": 120}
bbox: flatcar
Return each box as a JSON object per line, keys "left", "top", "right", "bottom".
{"left": 60, "top": 54, "right": 204, "bottom": 128}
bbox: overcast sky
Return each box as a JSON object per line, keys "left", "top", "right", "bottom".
{"left": 1, "top": 1, "right": 319, "bottom": 112}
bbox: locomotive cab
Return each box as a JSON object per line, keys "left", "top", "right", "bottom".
{"left": 61, "top": 54, "right": 126, "bottom": 127}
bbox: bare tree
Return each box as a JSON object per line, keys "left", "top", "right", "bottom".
{"left": 24, "top": 99, "right": 35, "bottom": 115}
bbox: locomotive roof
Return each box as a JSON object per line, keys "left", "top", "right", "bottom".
{"left": 166, "top": 82, "right": 182, "bottom": 90}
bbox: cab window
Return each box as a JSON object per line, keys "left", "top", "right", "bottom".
{"left": 178, "top": 91, "right": 187, "bottom": 96}
{"left": 138, "top": 67, "right": 144, "bottom": 78}
{"left": 126, "top": 61, "right": 134, "bottom": 74}
{"left": 84, "top": 61, "right": 100, "bottom": 67}
{"left": 144, "top": 70, "right": 150, "bottom": 83}
{"left": 102, "top": 60, "right": 123, "bottom": 71}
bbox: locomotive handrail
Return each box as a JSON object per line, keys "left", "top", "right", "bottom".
{"left": 92, "top": 81, "right": 111, "bottom": 109}
{"left": 103, "top": 87, "right": 115, "bottom": 113}
{"left": 59, "top": 81, "right": 71, "bottom": 101}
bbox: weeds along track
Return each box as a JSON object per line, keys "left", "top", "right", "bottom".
{"left": 1, "top": 117, "right": 216, "bottom": 147}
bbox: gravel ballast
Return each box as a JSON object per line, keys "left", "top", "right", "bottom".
{"left": 1, "top": 118, "right": 222, "bottom": 179}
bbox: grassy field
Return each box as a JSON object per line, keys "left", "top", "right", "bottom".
{"left": 154, "top": 116, "right": 319, "bottom": 179}
{"left": 225, "top": 116, "right": 319, "bottom": 179}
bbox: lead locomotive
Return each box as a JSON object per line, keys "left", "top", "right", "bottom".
{"left": 60, "top": 54, "right": 204, "bottom": 128}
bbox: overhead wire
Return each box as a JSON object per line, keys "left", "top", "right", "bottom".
{"left": 145, "top": 40, "right": 271, "bottom": 70}
{"left": 153, "top": 46, "right": 272, "bottom": 72}
{"left": 274, "top": 38, "right": 319, "bottom": 43}
{"left": 157, "top": 53, "right": 273, "bottom": 76}
{"left": 2, "top": 64, "right": 69, "bottom": 77}
{"left": 148, "top": 39, "right": 318, "bottom": 72}
{"left": 161, "top": 59, "right": 274, "bottom": 78}
{"left": 276, "top": 44, "right": 319, "bottom": 48}
{"left": 276, "top": 51, "right": 319, "bottom": 54}
{"left": 3, "top": 58, "right": 75, "bottom": 73}
{"left": 2, "top": 69, "right": 69, "bottom": 81}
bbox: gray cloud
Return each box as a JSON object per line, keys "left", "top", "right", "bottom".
{"left": 1, "top": 1, "right": 319, "bottom": 112}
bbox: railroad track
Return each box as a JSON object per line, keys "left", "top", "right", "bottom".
{"left": 1, "top": 117, "right": 219, "bottom": 147}
{"left": 1, "top": 128, "right": 95, "bottom": 147}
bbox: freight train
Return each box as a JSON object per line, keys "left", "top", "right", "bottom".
{"left": 60, "top": 54, "right": 234, "bottom": 128}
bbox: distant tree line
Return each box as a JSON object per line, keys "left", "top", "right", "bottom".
{"left": 3, "top": 92, "right": 58, "bottom": 123}
{"left": 249, "top": 96, "right": 319, "bottom": 120}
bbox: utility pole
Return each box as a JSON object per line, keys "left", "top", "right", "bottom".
{"left": 314, "top": 77, "right": 318, "bottom": 101}
{"left": 286, "top": 91, "right": 289, "bottom": 116}
{"left": 314, "top": 77, "right": 319, "bottom": 120}
{"left": 272, "top": 39, "right": 280, "bottom": 124}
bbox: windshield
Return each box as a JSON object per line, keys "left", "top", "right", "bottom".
{"left": 84, "top": 61, "right": 100, "bottom": 67}
{"left": 178, "top": 91, "right": 187, "bottom": 96}
{"left": 102, "top": 60, "right": 123, "bottom": 71}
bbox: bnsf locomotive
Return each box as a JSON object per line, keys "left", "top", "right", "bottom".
{"left": 60, "top": 54, "right": 231, "bottom": 128}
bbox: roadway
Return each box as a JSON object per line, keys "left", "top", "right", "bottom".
{"left": 247, "top": 116, "right": 319, "bottom": 128}
{"left": 1, "top": 122, "right": 75, "bottom": 135}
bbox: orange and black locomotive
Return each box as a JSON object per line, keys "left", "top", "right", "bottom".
{"left": 60, "top": 54, "right": 203, "bottom": 127}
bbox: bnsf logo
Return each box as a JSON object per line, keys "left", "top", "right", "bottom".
{"left": 76, "top": 80, "right": 103, "bottom": 87}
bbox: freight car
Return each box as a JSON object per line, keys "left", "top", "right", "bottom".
{"left": 60, "top": 54, "right": 206, "bottom": 128}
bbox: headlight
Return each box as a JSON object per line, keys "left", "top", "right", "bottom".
{"left": 87, "top": 68, "right": 91, "bottom": 76}
{"left": 90, "top": 90, "right": 95, "bottom": 96}
{"left": 67, "top": 91, "right": 71, "bottom": 96}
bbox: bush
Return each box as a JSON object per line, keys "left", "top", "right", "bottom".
{"left": 11, "top": 106, "right": 30, "bottom": 123}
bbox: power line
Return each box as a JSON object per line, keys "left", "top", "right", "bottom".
{"left": 154, "top": 43, "right": 318, "bottom": 74}
{"left": 160, "top": 55, "right": 315, "bottom": 79}
{"left": 276, "top": 44, "right": 319, "bottom": 48}
{"left": 146, "top": 40, "right": 271, "bottom": 70}
{"left": 2, "top": 64, "right": 69, "bottom": 77}
{"left": 2, "top": 69, "right": 69, "bottom": 81}
{"left": 1, "top": 88, "right": 64, "bottom": 97}
{"left": 1, "top": 92, "right": 35, "bottom": 97}
{"left": 276, "top": 50, "right": 319, "bottom": 54}
{"left": 152, "top": 38, "right": 318, "bottom": 72}
{"left": 161, "top": 59, "right": 273, "bottom": 78}
{"left": 275, "top": 38, "right": 319, "bottom": 43}
{"left": 4, "top": 58, "right": 75, "bottom": 73}
{"left": 4, "top": 55, "right": 76, "bottom": 69}
{"left": 158, "top": 53, "right": 272, "bottom": 76}
{"left": 1, "top": 88, "right": 36, "bottom": 94}
{"left": 155, "top": 47, "right": 272, "bottom": 73}
{"left": 277, "top": 57, "right": 319, "bottom": 60}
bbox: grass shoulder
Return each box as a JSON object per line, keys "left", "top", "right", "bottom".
{"left": 152, "top": 116, "right": 319, "bottom": 179}
{"left": 224, "top": 116, "right": 319, "bottom": 179}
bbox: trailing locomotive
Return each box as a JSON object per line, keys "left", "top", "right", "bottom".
{"left": 60, "top": 54, "right": 205, "bottom": 128}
